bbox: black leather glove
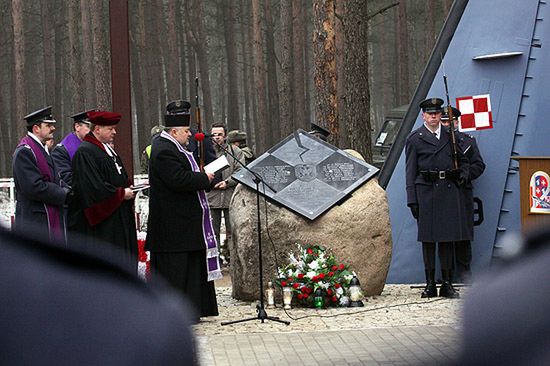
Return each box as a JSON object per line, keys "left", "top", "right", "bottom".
{"left": 448, "top": 169, "right": 466, "bottom": 187}
{"left": 408, "top": 204, "right": 419, "bottom": 219}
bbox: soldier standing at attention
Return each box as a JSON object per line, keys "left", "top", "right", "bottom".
{"left": 441, "top": 106, "right": 485, "bottom": 283}
{"left": 405, "top": 98, "right": 470, "bottom": 299}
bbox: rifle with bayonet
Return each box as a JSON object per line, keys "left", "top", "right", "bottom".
{"left": 443, "top": 73, "right": 459, "bottom": 170}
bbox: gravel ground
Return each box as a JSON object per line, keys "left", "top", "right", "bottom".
{"left": 194, "top": 282, "right": 465, "bottom": 336}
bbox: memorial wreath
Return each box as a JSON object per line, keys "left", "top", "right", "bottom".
{"left": 275, "top": 244, "right": 354, "bottom": 307}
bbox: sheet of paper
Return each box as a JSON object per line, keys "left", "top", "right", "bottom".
{"left": 204, "top": 155, "right": 230, "bottom": 174}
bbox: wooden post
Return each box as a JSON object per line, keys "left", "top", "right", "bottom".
{"left": 109, "top": 0, "right": 133, "bottom": 179}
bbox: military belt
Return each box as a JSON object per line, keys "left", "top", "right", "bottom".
{"left": 419, "top": 170, "right": 452, "bottom": 182}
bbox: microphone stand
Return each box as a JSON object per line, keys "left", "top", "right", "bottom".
{"left": 203, "top": 137, "right": 289, "bottom": 326}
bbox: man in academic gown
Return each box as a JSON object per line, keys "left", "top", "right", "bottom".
{"left": 12, "top": 106, "right": 69, "bottom": 244}
{"left": 51, "top": 109, "right": 94, "bottom": 186}
{"left": 146, "top": 100, "right": 221, "bottom": 320}
{"left": 68, "top": 111, "right": 137, "bottom": 270}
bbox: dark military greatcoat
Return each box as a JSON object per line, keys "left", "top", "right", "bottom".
{"left": 12, "top": 136, "right": 67, "bottom": 241}
{"left": 406, "top": 125, "right": 471, "bottom": 242}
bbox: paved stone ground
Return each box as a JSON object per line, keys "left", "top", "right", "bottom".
{"left": 194, "top": 283, "right": 465, "bottom": 365}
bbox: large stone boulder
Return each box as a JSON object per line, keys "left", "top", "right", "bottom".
{"left": 229, "top": 154, "right": 392, "bottom": 301}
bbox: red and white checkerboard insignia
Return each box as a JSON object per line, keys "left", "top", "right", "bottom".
{"left": 455, "top": 94, "right": 493, "bottom": 132}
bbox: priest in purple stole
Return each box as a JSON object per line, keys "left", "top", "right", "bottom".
{"left": 12, "top": 106, "right": 69, "bottom": 244}
{"left": 68, "top": 111, "right": 137, "bottom": 271}
{"left": 147, "top": 100, "right": 221, "bottom": 321}
{"left": 51, "top": 109, "right": 93, "bottom": 187}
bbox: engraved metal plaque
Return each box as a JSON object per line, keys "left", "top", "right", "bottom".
{"left": 232, "top": 129, "right": 379, "bottom": 220}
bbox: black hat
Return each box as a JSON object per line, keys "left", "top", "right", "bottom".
{"left": 166, "top": 100, "right": 191, "bottom": 115}
{"left": 70, "top": 109, "right": 95, "bottom": 125}
{"left": 165, "top": 100, "right": 191, "bottom": 127}
{"left": 419, "top": 98, "right": 444, "bottom": 113}
{"left": 23, "top": 106, "right": 56, "bottom": 127}
{"left": 164, "top": 114, "right": 190, "bottom": 127}
{"left": 308, "top": 122, "right": 330, "bottom": 140}
{"left": 441, "top": 106, "right": 461, "bottom": 121}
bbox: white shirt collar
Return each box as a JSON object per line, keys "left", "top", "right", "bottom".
{"left": 27, "top": 132, "right": 49, "bottom": 154}
{"left": 423, "top": 123, "right": 441, "bottom": 140}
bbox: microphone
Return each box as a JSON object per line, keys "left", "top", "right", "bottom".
{"left": 194, "top": 132, "right": 216, "bottom": 141}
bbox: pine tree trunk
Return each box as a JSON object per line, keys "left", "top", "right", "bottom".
{"left": 12, "top": 0, "right": 26, "bottom": 139}
{"left": 191, "top": 0, "right": 214, "bottom": 126}
{"left": 279, "top": 0, "right": 294, "bottom": 137}
{"left": 251, "top": 0, "right": 268, "bottom": 153}
{"left": 313, "top": 0, "right": 338, "bottom": 143}
{"left": 90, "top": 0, "right": 111, "bottom": 109}
{"left": 80, "top": 0, "right": 96, "bottom": 107}
{"left": 397, "top": 0, "right": 410, "bottom": 105}
{"left": 342, "top": 0, "right": 372, "bottom": 162}
{"left": 223, "top": 1, "right": 240, "bottom": 131}
{"left": 264, "top": 0, "right": 280, "bottom": 145}
{"left": 166, "top": 0, "right": 180, "bottom": 101}
{"left": 292, "top": 0, "right": 307, "bottom": 131}
{"left": 239, "top": 0, "right": 253, "bottom": 143}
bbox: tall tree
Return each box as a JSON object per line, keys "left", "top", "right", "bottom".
{"left": 292, "top": 0, "right": 307, "bottom": 131}
{"left": 68, "top": 0, "right": 85, "bottom": 119}
{"left": 279, "top": 0, "right": 294, "bottom": 137}
{"left": 313, "top": 0, "right": 338, "bottom": 143}
{"left": 238, "top": 0, "right": 254, "bottom": 143}
{"left": 166, "top": 0, "right": 180, "bottom": 101}
{"left": 223, "top": 0, "right": 240, "bottom": 130}
{"left": 189, "top": 0, "right": 214, "bottom": 126}
{"left": 342, "top": 0, "right": 372, "bottom": 162}
{"left": 90, "top": 0, "right": 111, "bottom": 109}
{"left": 264, "top": 0, "right": 280, "bottom": 144}
{"left": 251, "top": 0, "right": 268, "bottom": 153}
{"left": 303, "top": 1, "right": 313, "bottom": 126}
{"left": 424, "top": 0, "right": 436, "bottom": 63}
{"left": 12, "top": 0, "right": 26, "bottom": 139}
{"left": 80, "top": 0, "right": 96, "bottom": 107}
{"left": 335, "top": 0, "right": 346, "bottom": 146}
{"left": 396, "top": 0, "right": 410, "bottom": 104}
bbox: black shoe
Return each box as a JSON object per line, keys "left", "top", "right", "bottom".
{"left": 421, "top": 282, "right": 437, "bottom": 298}
{"left": 439, "top": 281, "right": 459, "bottom": 298}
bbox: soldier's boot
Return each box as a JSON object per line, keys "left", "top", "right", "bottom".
{"left": 421, "top": 270, "right": 437, "bottom": 298}
{"left": 439, "top": 270, "right": 460, "bottom": 298}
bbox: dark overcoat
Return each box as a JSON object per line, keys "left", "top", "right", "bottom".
{"left": 406, "top": 125, "right": 471, "bottom": 242}
{"left": 51, "top": 144, "right": 72, "bottom": 186}
{"left": 12, "top": 137, "right": 67, "bottom": 239}
{"left": 456, "top": 131, "right": 485, "bottom": 236}
{"left": 146, "top": 136, "right": 212, "bottom": 252}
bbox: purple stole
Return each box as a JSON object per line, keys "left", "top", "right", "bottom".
{"left": 161, "top": 132, "right": 222, "bottom": 281}
{"left": 60, "top": 132, "right": 82, "bottom": 160}
{"left": 18, "top": 136, "right": 63, "bottom": 243}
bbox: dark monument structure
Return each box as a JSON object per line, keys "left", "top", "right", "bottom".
{"left": 232, "top": 130, "right": 379, "bottom": 220}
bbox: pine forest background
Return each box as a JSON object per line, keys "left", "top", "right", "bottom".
{"left": 0, "top": 0, "right": 452, "bottom": 177}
